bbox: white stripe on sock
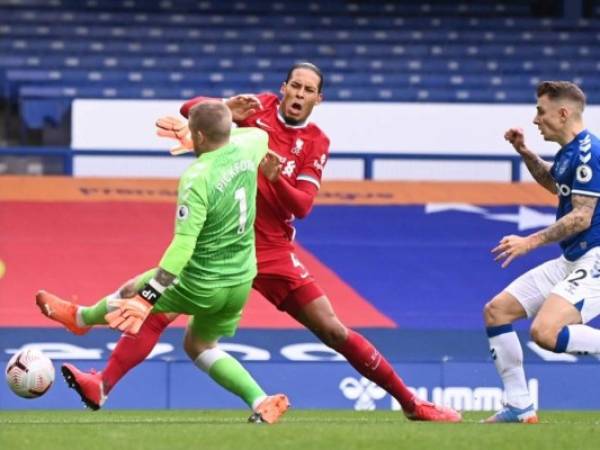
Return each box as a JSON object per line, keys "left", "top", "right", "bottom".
{"left": 194, "top": 348, "right": 230, "bottom": 372}
{"left": 252, "top": 395, "right": 267, "bottom": 412}
{"left": 566, "top": 324, "right": 600, "bottom": 354}
{"left": 75, "top": 308, "right": 86, "bottom": 328}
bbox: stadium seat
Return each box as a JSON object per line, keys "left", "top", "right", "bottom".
{"left": 2, "top": 0, "right": 600, "bottom": 131}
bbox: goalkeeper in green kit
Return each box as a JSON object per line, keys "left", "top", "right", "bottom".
{"left": 37, "top": 100, "right": 289, "bottom": 424}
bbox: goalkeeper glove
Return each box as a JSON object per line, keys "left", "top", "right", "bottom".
{"left": 105, "top": 280, "right": 163, "bottom": 334}
{"left": 155, "top": 116, "right": 193, "bottom": 155}
{"left": 105, "top": 294, "right": 152, "bottom": 335}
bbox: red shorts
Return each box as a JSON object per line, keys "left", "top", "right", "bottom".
{"left": 252, "top": 251, "right": 325, "bottom": 315}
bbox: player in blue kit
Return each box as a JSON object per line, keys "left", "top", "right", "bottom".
{"left": 484, "top": 81, "right": 600, "bottom": 423}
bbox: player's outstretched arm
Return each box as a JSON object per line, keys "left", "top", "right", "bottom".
{"left": 180, "top": 94, "right": 261, "bottom": 123}
{"left": 504, "top": 127, "right": 557, "bottom": 194}
{"left": 225, "top": 94, "right": 262, "bottom": 122}
{"left": 105, "top": 267, "right": 176, "bottom": 334}
{"left": 156, "top": 116, "right": 193, "bottom": 155}
{"left": 492, "top": 194, "right": 597, "bottom": 267}
{"left": 106, "top": 233, "right": 196, "bottom": 333}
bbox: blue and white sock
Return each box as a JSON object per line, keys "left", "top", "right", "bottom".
{"left": 487, "top": 324, "right": 532, "bottom": 409}
{"left": 555, "top": 324, "right": 600, "bottom": 354}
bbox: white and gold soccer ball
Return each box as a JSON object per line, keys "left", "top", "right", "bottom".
{"left": 5, "top": 349, "right": 55, "bottom": 398}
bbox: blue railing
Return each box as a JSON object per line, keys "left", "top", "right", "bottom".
{"left": 0, "top": 147, "right": 526, "bottom": 181}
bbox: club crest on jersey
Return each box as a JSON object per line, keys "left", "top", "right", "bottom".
{"left": 576, "top": 164, "right": 593, "bottom": 183}
{"left": 291, "top": 138, "right": 304, "bottom": 155}
{"left": 177, "top": 205, "right": 189, "bottom": 220}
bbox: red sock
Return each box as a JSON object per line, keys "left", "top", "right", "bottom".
{"left": 337, "top": 330, "right": 416, "bottom": 412}
{"left": 102, "top": 313, "right": 171, "bottom": 393}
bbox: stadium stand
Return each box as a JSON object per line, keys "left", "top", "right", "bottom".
{"left": 1, "top": 0, "right": 600, "bottom": 137}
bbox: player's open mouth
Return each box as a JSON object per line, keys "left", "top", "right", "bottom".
{"left": 290, "top": 102, "right": 303, "bottom": 113}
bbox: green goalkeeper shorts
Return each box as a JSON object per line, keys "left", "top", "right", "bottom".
{"left": 134, "top": 268, "right": 252, "bottom": 342}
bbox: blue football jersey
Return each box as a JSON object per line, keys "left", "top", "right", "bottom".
{"left": 550, "top": 130, "right": 600, "bottom": 261}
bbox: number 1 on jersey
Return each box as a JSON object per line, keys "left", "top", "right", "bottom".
{"left": 235, "top": 187, "right": 248, "bottom": 234}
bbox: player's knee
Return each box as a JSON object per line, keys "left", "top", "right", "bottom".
{"left": 183, "top": 336, "right": 198, "bottom": 360}
{"left": 483, "top": 298, "right": 506, "bottom": 326}
{"left": 183, "top": 332, "right": 203, "bottom": 360}
{"left": 183, "top": 330, "right": 215, "bottom": 361}
{"left": 530, "top": 323, "right": 557, "bottom": 351}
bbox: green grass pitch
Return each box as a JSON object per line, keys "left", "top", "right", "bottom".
{"left": 2, "top": 410, "right": 600, "bottom": 450}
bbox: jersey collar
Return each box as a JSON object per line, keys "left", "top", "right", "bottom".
{"left": 563, "top": 128, "right": 589, "bottom": 150}
{"left": 198, "top": 142, "right": 234, "bottom": 160}
{"left": 276, "top": 109, "right": 310, "bottom": 129}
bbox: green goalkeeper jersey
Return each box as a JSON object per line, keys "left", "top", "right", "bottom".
{"left": 169, "top": 127, "right": 268, "bottom": 288}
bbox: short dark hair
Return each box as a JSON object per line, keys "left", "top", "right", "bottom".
{"left": 537, "top": 81, "right": 586, "bottom": 111}
{"left": 286, "top": 61, "right": 324, "bottom": 92}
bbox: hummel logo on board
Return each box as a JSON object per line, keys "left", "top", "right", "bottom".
{"left": 339, "top": 376, "right": 387, "bottom": 410}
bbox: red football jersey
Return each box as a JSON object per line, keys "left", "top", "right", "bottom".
{"left": 180, "top": 92, "right": 330, "bottom": 260}
{"left": 238, "top": 93, "right": 330, "bottom": 259}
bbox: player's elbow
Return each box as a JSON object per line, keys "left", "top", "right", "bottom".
{"left": 582, "top": 217, "right": 592, "bottom": 231}
{"left": 180, "top": 104, "right": 190, "bottom": 118}
{"left": 180, "top": 98, "right": 200, "bottom": 118}
{"left": 293, "top": 203, "right": 313, "bottom": 219}
{"left": 575, "top": 210, "right": 593, "bottom": 231}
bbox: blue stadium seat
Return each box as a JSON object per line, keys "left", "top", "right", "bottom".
{"left": 2, "top": 0, "right": 600, "bottom": 132}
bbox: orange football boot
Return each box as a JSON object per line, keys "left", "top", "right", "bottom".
{"left": 405, "top": 399, "right": 462, "bottom": 423}
{"left": 248, "top": 394, "right": 290, "bottom": 424}
{"left": 36, "top": 290, "right": 90, "bottom": 335}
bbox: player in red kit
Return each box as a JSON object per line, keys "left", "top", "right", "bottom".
{"left": 37, "top": 62, "right": 461, "bottom": 422}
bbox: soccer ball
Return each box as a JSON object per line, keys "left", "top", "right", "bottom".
{"left": 5, "top": 349, "right": 55, "bottom": 398}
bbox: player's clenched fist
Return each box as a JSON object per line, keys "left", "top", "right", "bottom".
{"left": 260, "top": 150, "right": 283, "bottom": 182}
{"left": 504, "top": 127, "right": 527, "bottom": 154}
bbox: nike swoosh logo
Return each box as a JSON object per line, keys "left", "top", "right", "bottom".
{"left": 256, "top": 119, "right": 272, "bottom": 129}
